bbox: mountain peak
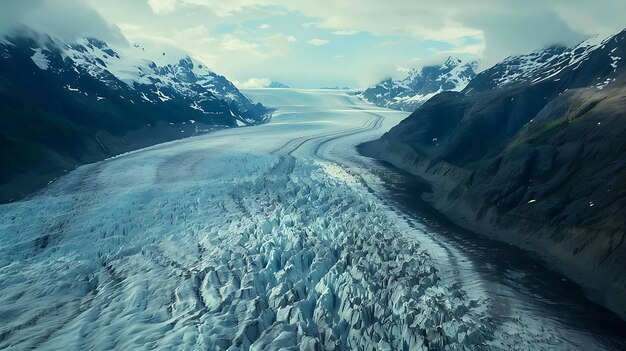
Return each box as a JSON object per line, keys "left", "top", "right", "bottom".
{"left": 443, "top": 56, "right": 462, "bottom": 67}
{"left": 360, "top": 57, "right": 478, "bottom": 111}
{"left": 178, "top": 55, "right": 194, "bottom": 68}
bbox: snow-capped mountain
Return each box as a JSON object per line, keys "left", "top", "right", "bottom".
{"left": 360, "top": 57, "right": 478, "bottom": 111}
{"left": 464, "top": 31, "right": 625, "bottom": 94}
{"left": 18, "top": 33, "right": 270, "bottom": 126}
{"left": 0, "top": 27, "right": 271, "bottom": 202}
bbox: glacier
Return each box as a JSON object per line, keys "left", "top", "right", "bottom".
{"left": 0, "top": 89, "right": 619, "bottom": 350}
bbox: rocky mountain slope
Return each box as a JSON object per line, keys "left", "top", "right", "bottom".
{"left": 360, "top": 30, "right": 626, "bottom": 319}
{"left": 0, "top": 28, "right": 271, "bottom": 202}
{"left": 360, "top": 57, "right": 477, "bottom": 111}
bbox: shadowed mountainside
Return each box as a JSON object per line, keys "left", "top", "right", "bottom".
{"left": 360, "top": 30, "right": 626, "bottom": 319}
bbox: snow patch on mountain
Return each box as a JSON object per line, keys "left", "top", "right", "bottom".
{"left": 30, "top": 48, "right": 49, "bottom": 70}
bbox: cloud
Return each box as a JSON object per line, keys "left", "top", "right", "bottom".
{"left": 182, "top": 0, "right": 269, "bottom": 17}
{"left": 439, "top": 42, "right": 485, "bottom": 58}
{"left": 12, "top": 0, "right": 626, "bottom": 88}
{"left": 169, "top": 0, "right": 624, "bottom": 64}
{"left": 234, "top": 77, "right": 272, "bottom": 88}
{"left": 220, "top": 35, "right": 259, "bottom": 52}
{"left": 331, "top": 30, "right": 360, "bottom": 36}
{"left": 264, "top": 33, "right": 297, "bottom": 56}
{"left": 308, "top": 38, "right": 329, "bottom": 46}
{"left": 147, "top": 0, "right": 176, "bottom": 13}
{"left": 0, "top": 1, "right": 43, "bottom": 35}
{"left": 258, "top": 23, "right": 271, "bottom": 30}
{"left": 0, "top": 0, "right": 126, "bottom": 45}
{"left": 396, "top": 66, "right": 411, "bottom": 73}
{"left": 458, "top": 7, "right": 585, "bottom": 66}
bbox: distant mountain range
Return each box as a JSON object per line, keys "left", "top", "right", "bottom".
{"left": 0, "top": 27, "right": 271, "bottom": 202}
{"left": 320, "top": 86, "right": 351, "bottom": 90}
{"left": 360, "top": 57, "right": 478, "bottom": 111}
{"left": 360, "top": 29, "right": 626, "bottom": 318}
{"left": 266, "top": 81, "right": 290, "bottom": 88}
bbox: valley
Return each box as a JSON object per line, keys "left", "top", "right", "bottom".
{"left": 0, "top": 89, "right": 624, "bottom": 350}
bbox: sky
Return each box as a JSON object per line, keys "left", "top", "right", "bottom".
{"left": 2, "top": 0, "right": 625, "bottom": 88}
